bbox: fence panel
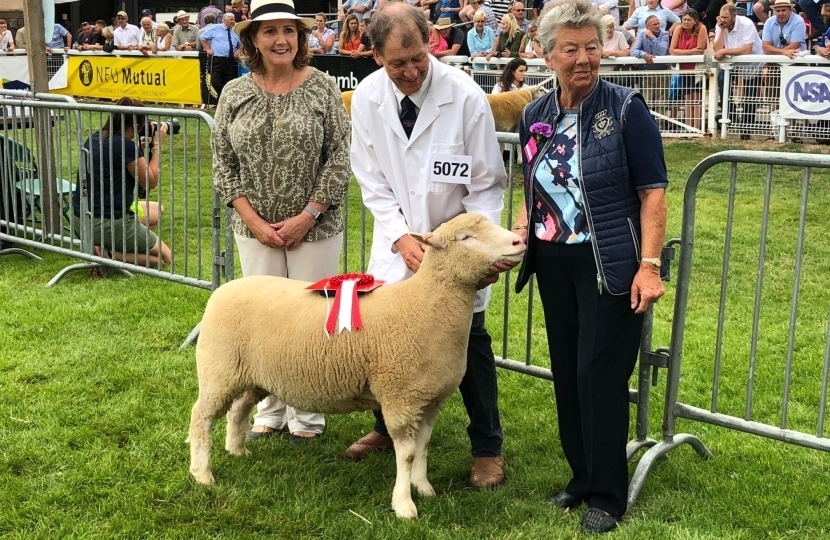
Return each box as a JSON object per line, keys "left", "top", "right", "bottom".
{"left": 0, "top": 93, "right": 230, "bottom": 295}
{"left": 628, "top": 150, "right": 830, "bottom": 508}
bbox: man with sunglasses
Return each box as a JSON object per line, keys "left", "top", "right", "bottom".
{"left": 113, "top": 11, "right": 142, "bottom": 51}
{"left": 761, "top": 0, "right": 805, "bottom": 58}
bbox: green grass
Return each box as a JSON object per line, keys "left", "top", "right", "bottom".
{"left": 2, "top": 139, "right": 830, "bottom": 539}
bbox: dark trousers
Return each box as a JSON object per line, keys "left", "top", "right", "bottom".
{"left": 210, "top": 56, "right": 238, "bottom": 99}
{"left": 718, "top": 72, "right": 761, "bottom": 131}
{"left": 373, "top": 311, "right": 503, "bottom": 458}
{"left": 534, "top": 241, "right": 643, "bottom": 518}
{"left": 800, "top": 0, "right": 830, "bottom": 34}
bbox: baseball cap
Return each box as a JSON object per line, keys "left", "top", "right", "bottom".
{"left": 141, "top": 8, "right": 152, "bottom": 15}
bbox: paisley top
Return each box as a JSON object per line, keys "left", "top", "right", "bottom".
{"left": 212, "top": 68, "right": 351, "bottom": 241}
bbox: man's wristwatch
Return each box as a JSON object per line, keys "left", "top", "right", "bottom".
{"left": 303, "top": 205, "right": 323, "bottom": 222}
{"left": 641, "top": 257, "right": 661, "bottom": 268}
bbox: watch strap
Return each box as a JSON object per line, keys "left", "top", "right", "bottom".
{"left": 641, "top": 257, "right": 661, "bottom": 267}
{"left": 304, "top": 205, "right": 323, "bottom": 222}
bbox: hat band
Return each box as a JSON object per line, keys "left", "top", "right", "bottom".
{"left": 251, "top": 3, "right": 298, "bottom": 19}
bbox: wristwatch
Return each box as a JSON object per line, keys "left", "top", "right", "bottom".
{"left": 303, "top": 205, "right": 323, "bottom": 222}
{"left": 641, "top": 257, "right": 661, "bottom": 268}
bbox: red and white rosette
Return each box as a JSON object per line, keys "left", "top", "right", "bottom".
{"left": 323, "top": 274, "right": 375, "bottom": 336}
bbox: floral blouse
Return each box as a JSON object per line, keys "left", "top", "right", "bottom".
{"left": 212, "top": 68, "right": 351, "bottom": 242}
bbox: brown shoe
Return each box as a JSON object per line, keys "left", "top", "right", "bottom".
{"left": 344, "top": 430, "right": 394, "bottom": 461}
{"left": 469, "top": 456, "right": 505, "bottom": 489}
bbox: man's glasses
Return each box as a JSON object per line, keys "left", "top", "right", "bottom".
{"left": 117, "top": 16, "right": 126, "bottom": 19}
{"left": 780, "top": 31, "right": 788, "bottom": 46}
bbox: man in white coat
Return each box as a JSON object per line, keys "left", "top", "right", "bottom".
{"left": 348, "top": 2, "right": 512, "bottom": 489}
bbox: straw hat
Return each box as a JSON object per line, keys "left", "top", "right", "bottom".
{"left": 175, "top": 10, "right": 190, "bottom": 22}
{"left": 772, "top": 0, "right": 792, "bottom": 7}
{"left": 234, "top": 0, "right": 315, "bottom": 35}
{"left": 433, "top": 17, "right": 454, "bottom": 30}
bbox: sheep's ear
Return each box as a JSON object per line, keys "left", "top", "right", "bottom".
{"left": 409, "top": 232, "right": 446, "bottom": 249}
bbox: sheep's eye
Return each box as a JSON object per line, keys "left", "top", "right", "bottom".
{"left": 456, "top": 231, "right": 474, "bottom": 241}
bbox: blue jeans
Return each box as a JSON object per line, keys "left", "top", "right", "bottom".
{"left": 800, "top": 0, "right": 830, "bottom": 34}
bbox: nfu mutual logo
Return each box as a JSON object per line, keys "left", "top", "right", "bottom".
{"left": 784, "top": 70, "right": 830, "bottom": 117}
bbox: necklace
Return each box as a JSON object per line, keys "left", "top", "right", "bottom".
{"left": 262, "top": 68, "right": 296, "bottom": 95}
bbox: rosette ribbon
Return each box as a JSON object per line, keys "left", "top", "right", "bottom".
{"left": 323, "top": 274, "right": 375, "bottom": 336}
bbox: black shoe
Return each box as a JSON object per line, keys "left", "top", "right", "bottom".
{"left": 289, "top": 432, "right": 321, "bottom": 445}
{"left": 581, "top": 507, "right": 619, "bottom": 534}
{"left": 545, "top": 491, "right": 581, "bottom": 509}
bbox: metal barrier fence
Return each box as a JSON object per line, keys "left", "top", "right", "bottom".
{"left": 627, "top": 150, "right": 830, "bottom": 508}
{"left": 0, "top": 90, "right": 232, "bottom": 299}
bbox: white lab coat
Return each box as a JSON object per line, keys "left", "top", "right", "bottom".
{"left": 350, "top": 56, "right": 507, "bottom": 312}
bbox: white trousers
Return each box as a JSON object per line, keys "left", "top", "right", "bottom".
{"left": 235, "top": 232, "right": 343, "bottom": 434}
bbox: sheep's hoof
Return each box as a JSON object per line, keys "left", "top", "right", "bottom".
{"left": 414, "top": 482, "right": 436, "bottom": 498}
{"left": 393, "top": 499, "right": 418, "bottom": 520}
{"left": 191, "top": 469, "right": 216, "bottom": 485}
{"left": 226, "top": 446, "right": 251, "bottom": 457}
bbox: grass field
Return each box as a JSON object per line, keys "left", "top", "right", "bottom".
{"left": 2, "top": 138, "right": 830, "bottom": 539}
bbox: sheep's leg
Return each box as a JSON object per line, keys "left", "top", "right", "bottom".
{"left": 411, "top": 400, "right": 443, "bottom": 498}
{"left": 225, "top": 390, "right": 258, "bottom": 456}
{"left": 388, "top": 435, "right": 418, "bottom": 519}
{"left": 189, "top": 397, "right": 219, "bottom": 485}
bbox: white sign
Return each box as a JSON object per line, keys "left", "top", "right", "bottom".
{"left": 430, "top": 153, "right": 472, "bottom": 185}
{"left": 779, "top": 65, "right": 830, "bottom": 120}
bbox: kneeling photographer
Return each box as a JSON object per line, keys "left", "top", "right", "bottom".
{"left": 72, "top": 96, "right": 172, "bottom": 269}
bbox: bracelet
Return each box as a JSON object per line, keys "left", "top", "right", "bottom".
{"left": 512, "top": 224, "right": 528, "bottom": 230}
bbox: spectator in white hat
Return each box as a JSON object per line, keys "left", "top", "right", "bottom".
{"left": 172, "top": 11, "right": 199, "bottom": 50}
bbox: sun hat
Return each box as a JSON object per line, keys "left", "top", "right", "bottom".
{"left": 433, "top": 17, "right": 454, "bottom": 30}
{"left": 116, "top": 10, "right": 128, "bottom": 18}
{"left": 234, "top": 0, "right": 315, "bottom": 35}
{"left": 175, "top": 10, "right": 191, "bottom": 22}
{"left": 772, "top": 0, "right": 792, "bottom": 6}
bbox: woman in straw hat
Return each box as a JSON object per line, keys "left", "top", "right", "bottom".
{"left": 212, "top": 0, "right": 351, "bottom": 445}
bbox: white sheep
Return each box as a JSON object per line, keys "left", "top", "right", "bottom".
{"left": 188, "top": 213, "right": 526, "bottom": 519}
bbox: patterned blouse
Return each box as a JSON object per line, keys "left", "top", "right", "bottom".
{"left": 212, "top": 68, "right": 351, "bottom": 242}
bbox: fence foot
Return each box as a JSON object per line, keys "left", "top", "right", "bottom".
{"left": 627, "top": 434, "right": 713, "bottom": 509}
{"left": 626, "top": 437, "right": 658, "bottom": 462}
{"left": 47, "top": 262, "right": 133, "bottom": 287}
{"left": 180, "top": 322, "right": 201, "bottom": 350}
{"left": 0, "top": 247, "right": 42, "bottom": 260}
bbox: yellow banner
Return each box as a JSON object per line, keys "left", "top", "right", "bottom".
{"left": 53, "top": 55, "right": 202, "bottom": 105}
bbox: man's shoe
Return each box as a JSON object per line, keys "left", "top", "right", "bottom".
{"left": 289, "top": 431, "right": 321, "bottom": 445}
{"left": 581, "top": 507, "right": 619, "bottom": 534}
{"left": 544, "top": 491, "right": 581, "bottom": 509}
{"left": 469, "top": 456, "right": 505, "bottom": 489}
{"left": 246, "top": 425, "right": 282, "bottom": 441}
{"left": 344, "top": 430, "right": 394, "bottom": 460}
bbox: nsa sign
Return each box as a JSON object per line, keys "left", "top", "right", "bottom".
{"left": 779, "top": 66, "right": 830, "bottom": 120}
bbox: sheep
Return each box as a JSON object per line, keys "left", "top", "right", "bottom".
{"left": 486, "top": 85, "right": 548, "bottom": 133}
{"left": 188, "top": 213, "right": 526, "bottom": 520}
{"left": 341, "top": 86, "right": 547, "bottom": 134}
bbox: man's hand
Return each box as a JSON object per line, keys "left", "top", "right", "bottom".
{"left": 782, "top": 48, "right": 797, "bottom": 59}
{"left": 644, "top": 53, "right": 654, "bottom": 63}
{"left": 714, "top": 49, "right": 727, "bottom": 60}
{"left": 630, "top": 263, "right": 664, "bottom": 314}
{"left": 645, "top": 28, "right": 654, "bottom": 38}
{"left": 395, "top": 234, "right": 426, "bottom": 274}
{"left": 476, "top": 260, "right": 518, "bottom": 289}
{"left": 205, "top": 48, "right": 214, "bottom": 56}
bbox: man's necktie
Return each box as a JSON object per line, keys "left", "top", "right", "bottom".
{"left": 400, "top": 96, "right": 417, "bottom": 139}
{"left": 227, "top": 28, "right": 233, "bottom": 57}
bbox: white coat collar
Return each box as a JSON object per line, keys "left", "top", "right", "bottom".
{"left": 368, "top": 55, "right": 454, "bottom": 144}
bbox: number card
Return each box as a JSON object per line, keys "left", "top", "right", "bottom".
{"left": 430, "top": 154, "right": 473, "bottom": 185}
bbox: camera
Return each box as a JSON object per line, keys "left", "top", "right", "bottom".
{"left": 147, "top": 118, "right": 181, "bottom": 137}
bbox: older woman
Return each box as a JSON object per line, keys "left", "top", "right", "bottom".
{"left": 519, "top": 20, "right": 542, "bottom": 58}
{"left": 467, "top": 10, "right": 496, "bottom": 58}
{"left": 600, "top": 13, "right": 629, "bottom": 66}
{"left": 486, "top": 13, "right": 525, "bottom": 60}
{"left": 513, "top": 0, "right": 667, "bottom": 533}
{"left": 212, "top": 0, "right": 351, "bottom": 444}
{"left": 152, "top": 23, "right": 172, "bottom": 53}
